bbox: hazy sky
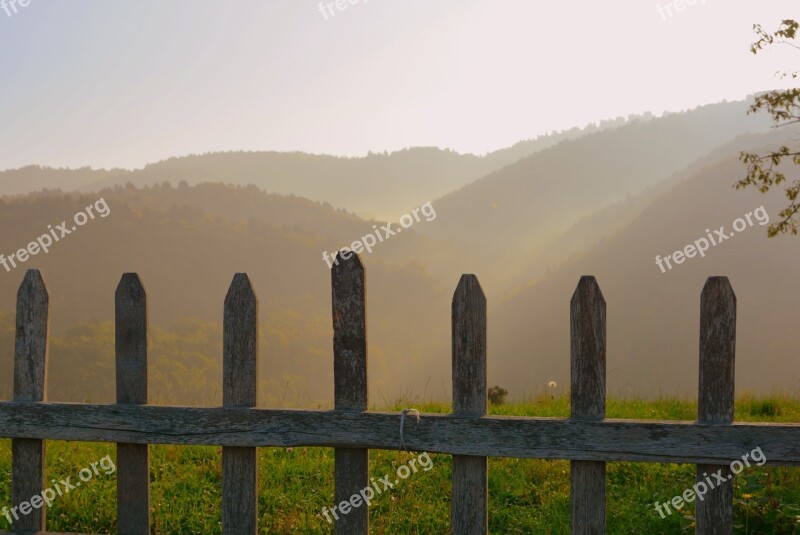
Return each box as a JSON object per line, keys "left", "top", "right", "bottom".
{"left": 0, "top": 0, "right": 797, "bottom": 169}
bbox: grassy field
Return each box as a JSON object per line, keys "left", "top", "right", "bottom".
{"left": 1, "top": 394, "right": 799, "bottom": 534}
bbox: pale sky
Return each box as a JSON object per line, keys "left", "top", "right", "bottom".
{"left": 0, "top": 0, "right": 797, "bottom": 170}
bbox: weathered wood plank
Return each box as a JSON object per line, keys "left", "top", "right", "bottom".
{"left": 12, "top": 269, "right": 49, "bottom": 532}
{"left": 1, "top": 404, "right": 798, "bottom": 463}
{"left": 332, "top": 252, "right": 368, "bottom": 535}
{"left": 222, "top": 274, "right": 259, "bottom": 535}
{"left": 696, "top": 277, "right": 736, "bottom": 535}
{"left": 570, "top": 276, "right": 606, "bottom": 535}
{"left": 451, "top": 274, "right": 488, "bottom": 535}
{"left": 115, "top": 273, "right": 150, "bottom": 535}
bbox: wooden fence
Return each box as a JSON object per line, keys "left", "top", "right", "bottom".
{"left": 1, "top": 256, "right": 800, "bottom": 534}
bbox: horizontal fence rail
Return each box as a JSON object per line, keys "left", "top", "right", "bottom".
{"left": 0, "top": 264, "right": 792, "bottom": 534}
{"left": 1, "top": 404, "right": 799, "bottom": 464}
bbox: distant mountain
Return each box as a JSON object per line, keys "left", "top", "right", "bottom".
{"left": 0, "top": 165, "right": 120, "bottom": 196}
{"left": 417, "top": 99, "right": 772, "bottom": 296}
{"left": 0, "top": 121, "right": 619, "bottom": 220}
{"left": 496, "top": 130, "right": 790, "bottom": 296}
{"left": 488, "top": 130, "right": 800, "bottom": 398}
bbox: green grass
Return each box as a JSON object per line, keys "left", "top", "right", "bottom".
{"left": 1, "top": 395, "right": 799, "bottom": 534}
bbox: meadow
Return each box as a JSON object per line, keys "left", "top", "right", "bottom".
{"left": 1, "top": 394, "right": 799, "bottom": 534}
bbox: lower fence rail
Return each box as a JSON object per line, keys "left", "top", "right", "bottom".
{"left": 0, "top": 404, "right": 799, "bottom": 464}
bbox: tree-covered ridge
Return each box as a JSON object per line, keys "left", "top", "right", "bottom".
{"left": 0, "top": 183, "right": 449, "bottom": 406}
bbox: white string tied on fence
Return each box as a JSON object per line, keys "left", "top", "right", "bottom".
{"left": 399, "top": 408, "right": 421, "bottom": 451}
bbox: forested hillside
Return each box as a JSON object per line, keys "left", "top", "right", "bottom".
{"left": 490, "top": 132, "right": 800, "bottom": 397}
{"left": 0, "top": 184, "right": 451, "bottom": 405}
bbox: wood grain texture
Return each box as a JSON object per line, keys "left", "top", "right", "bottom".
{"left": 332, "top": 253, "right": 368, "bottom": 535}
{"left": 332, "top": 252, "right": 367, "bottom": 411}
{"left": 696, "top": 277, "right": 736, "bottom": 535}
{"left": 2, "top": 404, "right": 799, "bottom": 463}
{"left": 222, "top": 274, "right": 259, "bottom": 535}
{"left": 570, "top": 277, "right": 606, "bottom": 421}
{"left": 570, "top": 276, "right": 606, "bottom": 535}
{"left": 451, "top": 275, "right": 487, "bottom": 535}
{"left": 115, "top": 273, "right": 150, "bottom": 535}
{"left": 12, "top": 269, "right": 49, "bottom": 532}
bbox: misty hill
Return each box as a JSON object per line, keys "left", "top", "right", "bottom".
{"left": 496, "top": 131, "right": 793, "bottom": 296}
{"left": 417, "top": 99, "right": 772, "bottom": 295}
{"left": 0, "top": 184, "right": 453, "bottom": 406}
{"left": 488, "top": 131, "right": 800, "bottom": 399}
{"left": 0, "top": 165, "right": 118, "bottom": 196}
{"left": 0, "top": 121, "right": 622, "bottom": 221}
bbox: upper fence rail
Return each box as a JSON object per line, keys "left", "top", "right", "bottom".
{"left": 1, "top": 258, "right": 799, "bottom": 535}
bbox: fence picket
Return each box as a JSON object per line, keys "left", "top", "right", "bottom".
{"left": 696, "top": 277, "right": 736, "bottom": 534}
{"left": 332, "top": 252, "right": 369, "bottom": 535}
{"left": 116, "top": 273, "right": 151, "bottom": 535}
{"left": 12, "top": 269, "right": 49, "bottom": 532}
{"left": 222, "top": 274, "right": 259, "bottom": 534}
{"left": 570, "top": 276, "right": 607, "bottom": 535}
{"left": 451, "top": 274, "right": 488, "bottom": 534}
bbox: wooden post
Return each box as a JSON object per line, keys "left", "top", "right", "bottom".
{"left": 116, "top": 273, "right": 150, "bottom": 535}
{"left": 451, "top": 274, "right": 488, "bottom": 534}
{"left": 696, "top": 277, "right": 736, "bottom": 534}
{"left": 12, "top": 269, "right": 49, "bottom": 532}
{"left": 570, "top": 276, "right": 607, "bottom": 535}
{"left": 222, "top": 274, "right": 259, "bottom": 534}
{"left": 332, "top": 252, "right": 368, "bottom": 535}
